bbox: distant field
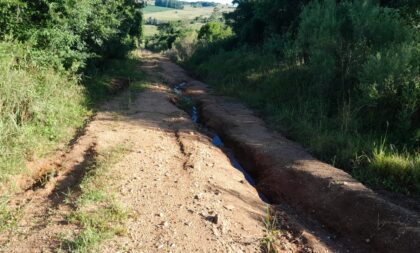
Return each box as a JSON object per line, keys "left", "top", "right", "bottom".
{"left": 143, "top": 5, "right": 234, "bottom": 38}
{"left": 144, "top": 23, "right": 204, "bottom": 38}
{"left": 143, "top": 5, "right": 172, "bottom": 13}
{"left": 144, "top": 6, "right": 232, "bottom": 22}
{"left": 144, "top": 25, "right": 159, "bottom": 37}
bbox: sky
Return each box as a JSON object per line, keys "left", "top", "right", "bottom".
{"left": 183, "top": 0, "right": 234, "bottom": 5}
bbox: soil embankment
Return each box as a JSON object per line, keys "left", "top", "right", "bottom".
{"left": 145, "top": 52, "right": 420, "bottom": 253}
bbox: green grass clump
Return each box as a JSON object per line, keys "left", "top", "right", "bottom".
{"left": 355, "top": 146, "right": 420, "bottom": 195}
{"left": 61, "top": 146, "right": 131, "bottom": 252}
{"left": 261, "top": 207, "right": 281, "bottom": 253}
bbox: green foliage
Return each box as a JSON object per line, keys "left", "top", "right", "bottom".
{"left": 225, "top": 0, "right": 310, "bottom": 45}
{"left": 190, "top": 1, "right": 217, "bottom": 8}
{"left": 358, "top": 45, "right": 419, "bottom": 142}
{"left": 294, "top": 0, "right": 419, "bottom": 145}
{"left": 0, "top": 0, "right": 27, "bottom": 38}
{"left": 146, "top": 21, "right": 188, "bottom": 51}
{"left": 62, "top": 146, "right": 130, "bottom": 252}
{"left": 0, "top": 41, "right": 88, "bottom": 191}
{"left": 0, "top": 1, "right": 145, "bottom": 193}
{"left": 198, "top": 22, "right": 233, "bottom": 42}
{"left": 185, "top": 0, "right": 420, "bottom": 196}
{"left": 84, "top": 52, "right": 146, "bottom": 105}
{"left": 155, "top": 0, "right": 184, "bottom": 9}
{"left": 1, "top": 0, "right": 144, "bottom": 72}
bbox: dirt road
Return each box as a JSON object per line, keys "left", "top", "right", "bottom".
{"left": 0, "top": 52, "right": 335, "bottom": 252}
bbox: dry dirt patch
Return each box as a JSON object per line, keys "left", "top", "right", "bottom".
{"left": 0, "top": 66, "right": 328, "bottom": 252}
{"left": 139, "top": 50, "right": 420, "bottom": 253}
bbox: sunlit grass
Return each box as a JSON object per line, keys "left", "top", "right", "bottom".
{"left": 185, "top": 47, "right": 420, "bottom": 197}
{"left": 61, "top": 146, "right": 131, "bottom": 252}
{"left": 356, "top": 146, "right": 420, "bottom": 195}
{"left": 0, "top": 42, "right": 88, "bottom": 194}
{"left": 0, "top": 197, "right": 21, "bottom": 233}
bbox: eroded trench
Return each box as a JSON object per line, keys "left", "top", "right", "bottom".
{"left": 6, "top": 80, "right": 371, "bottom": 252}
{"left": 173, "top": 82, "right": 269, "bottom": 201}
{"left": 170, "top": 82, "right": 374, "bottom": 253}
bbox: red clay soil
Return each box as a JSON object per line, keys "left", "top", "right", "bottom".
{"left": 148, "top": 52, "right": 420, "bottom": 253}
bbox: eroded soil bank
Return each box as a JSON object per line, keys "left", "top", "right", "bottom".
{"left": 141, "top": 51, "right": 420, "bottom": 253}
{"left": 2, "top": 51, "right": 417, "bottom": 252}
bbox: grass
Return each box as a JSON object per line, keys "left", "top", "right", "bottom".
{"left": 0, "top": 41, "right": 88, "bottom": 194}
{"left": 185, "top": 47, "right": 420, "bottom": 197}
{"left": 144, "top": 24, "right": 159, "bottom": 38}
{"left": 143, "top": 5, "right": 172, "bottom": 13}
{"left": 355, "top": 145, "right": 420, "bottom": 195}
{"left": 0, "top": 197, "right": 21, "bottom": 233}
{"left": 0, "top": 44, "right": 146, "bottom": 196}
{"left": 143, "top": 6, "right": 232, "bottom": 22}
{"left": 261, "top": 207, "right": 280, "bottom": 253}
{"left": 61, "top": 146, "right": 131, "bottom": 252}
{"left": 84, "top": 52, "right": 146, "bottom": 105}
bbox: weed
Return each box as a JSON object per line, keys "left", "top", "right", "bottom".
{"left": 0, "top": 46, "right": 147, "bottom": 195}
{"left": 354, "top": 145, "right": 420, "bottom": 195}
{"left": 261, "top": 206, "right": 280, "bottom": 253}
{"left": 0, "top": 197, "right": 21, "bottom": 233}
{"left": 176, "top": 96, "right": 195, "bottom": 112}
{"left": 0, "top": 41, "right": 88, "bottom": 194}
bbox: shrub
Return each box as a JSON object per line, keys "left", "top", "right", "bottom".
{"left": 0, "top": 0, "right": 144, "bottom": 72}
{"left": 198, "top": 22, "right": 233, "bottom": 42}
{"left": 0, "top": 41, "right": 87, "bottom": 189}
{"left": 295, "top": 0, "right": 419, "bottom": 145}
{"left": 185, "top": 0, "right": 420, "bottom": 196}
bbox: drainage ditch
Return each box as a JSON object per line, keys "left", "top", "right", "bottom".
{"left": 173, "top": 83, "right": 269, "bottom": 204}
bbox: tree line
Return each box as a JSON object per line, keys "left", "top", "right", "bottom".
{"left": 0, "top": 0, "right": 144, "bottom": 71}
{"left": 155, "top": 0, "right": 184, "bottom": 9}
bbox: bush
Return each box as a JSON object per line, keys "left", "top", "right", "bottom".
{"left": 0, "top": 41, "right": 87, "bottom": 189}
{"left": 146, "top": 22, "right": 186, "bottom": 51}
{"left": 0, "top": 0, "right": 145, "bottom": 193}
{"left": 0, "top": 0, "right": 144, "bottom": 72}
{"left": 294, "top": 0, "right": 419, "bottom": 145}
{"left": 185, "top": 0, "right": 420, "bottom": 196}
{"left": 198, "top": 22, "right": 233, "bottom": 42}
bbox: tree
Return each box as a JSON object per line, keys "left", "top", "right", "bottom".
{"left": 198, "top": 22, "right": 233, "bottom": 42}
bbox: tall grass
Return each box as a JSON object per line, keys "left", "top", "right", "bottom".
{"left": 0, "top": 41, "right": 87, "bottom": 192}
{"left": 0, "top": 43, "right": 145, "bottom": 194}
{"left": 185, "top": 48, "right": 420, "bottom": 196}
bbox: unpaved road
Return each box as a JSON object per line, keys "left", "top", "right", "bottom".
{"left": 0, "top": 52, "right": 335, "bottom": 252}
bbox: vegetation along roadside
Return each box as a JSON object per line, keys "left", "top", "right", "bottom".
{"left": 0, "top": 0, "right": 144, "bottom": 195}
{"left": 168, "top": 0, "right": 419, "bottom": 197}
